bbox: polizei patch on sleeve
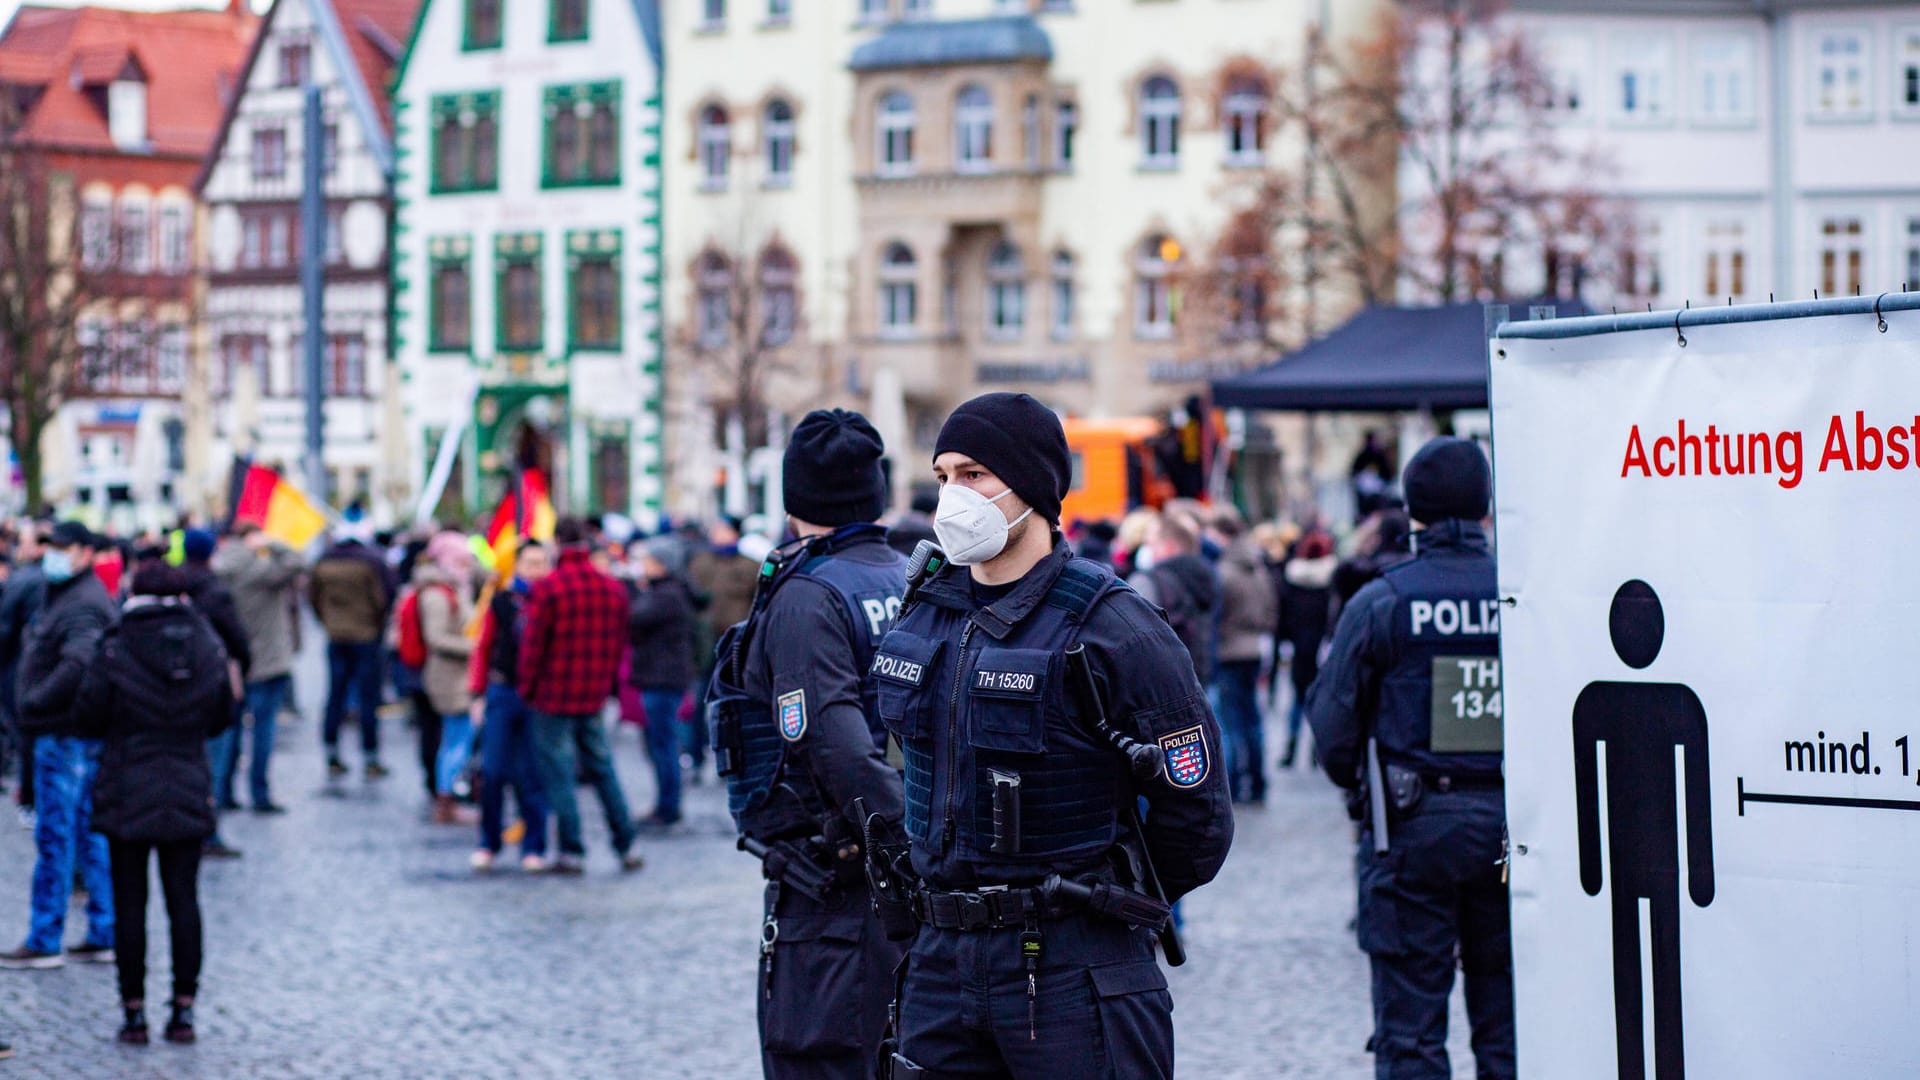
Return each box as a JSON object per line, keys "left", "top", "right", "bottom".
{"left": 778, "top": 689, "right": 807, "bottom": 742}
{"left": 1158, "top": 725, "right": 1209, "bottom": 788}
{"left": 870, "top": 653, "right": 927, "bottom": 687}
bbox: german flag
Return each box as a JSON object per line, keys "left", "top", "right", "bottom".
{"left": 483, "top": 467, "right": 556, "bottom": 579}
{"left": 228, "top": 460, "right": 329, "bottom": 549}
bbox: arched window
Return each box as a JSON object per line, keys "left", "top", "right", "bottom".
{"left": 764, "top": 99, "right": 795, "bottom": 185}
{"left": 877, "top": 91, "right": 915, "bottom": 175}
{"left": 1135, "top": 233, "right": 1179, "bottom": 339}
{"left": 697, "top": 250, "right": 732, "bottom": 347}
{"left": 760, "top": 245, "right": 797, "bottom": 346}
{"left": 1140, "top": 75, "right": 1180, "bottom": 168}
{"left": 1222, "top": 75, "right": 1267, "bottom": 165}
{"left": 955, "top": 84, "right": 992, "bottom": 172}
{"left": 1050, "top": 249, "right": 1075, "bottom": 340}
{"left": 699, "top": 104, "right": 731, "bottom": 189}
{"left": 985, "top": 241, "right": 1025, "bottom": 338}
{"left": 879, "top": 241, "right": 917, "bottom": 335}
{"left": 1021, "top": 94, "right": 1040, "bottom": 167}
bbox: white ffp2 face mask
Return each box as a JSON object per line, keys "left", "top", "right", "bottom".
{"left": 933, "top": 483, "right": 1032, "bottom": 566}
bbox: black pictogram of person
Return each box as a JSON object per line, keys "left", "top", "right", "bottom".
{"left": 1572, "top": 580, "right": 1714, "bottom": 1080}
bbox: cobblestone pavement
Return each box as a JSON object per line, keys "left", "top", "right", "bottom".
{"left": 0, "top": 644, "right": 1476, "bottom": 1078}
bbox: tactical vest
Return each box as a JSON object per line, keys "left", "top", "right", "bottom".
{"left": 709, "top": 528, "right": 904, "bottom": 830}
{"left": 1373, "top": 536, "right": 1503, "bottom": 779}
{"left": 872, "top": 558, "right": 1125, "bottom": 870}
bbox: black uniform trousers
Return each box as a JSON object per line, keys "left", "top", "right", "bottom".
{"left": 759, "top": 879, "right": 904, "bottom": 1080}
{"left": 1355, "top": 788, "right": 1515, "bottom": 1080}
{"left": 897, "top": 911, "right": 1172, "bottom": 1079}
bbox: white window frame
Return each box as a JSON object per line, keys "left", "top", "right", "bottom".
{"left": 1699, "top": 216, "right": 1754, "bottom": 301}
{"left": 157, "top": 203, "right": 190, "bottom": 274}
{"left": 1140, "top": 76, "right": 1180, "bottom": 169}
{"left": 1813, "top": 209, "right": 1872, "bottom": 298}
{"left": 1809, "top": 26, "right": 1872, "bottom": 120}
{"left": 697, "top": 255, "right": 732, "bottom": 348}
{"left": 699, "top": 105, "right": 731, "bottom": 190}
{"left": 1053, "top": 98, "right": 1076, "bottom": 170}
{"left": 766, "top": 0, "right": 791, "bottom": 24}
{"left": 764, "top": 99, "right": 795, "bottom": 186}
{"left": 985, "top": 242, "right": 1025, "bottom": 340}
{"left": 157, "top": 323, "right": 187, "bottom": 394}
{"left": 1902, "top": 210, "right": 1920, "bottom": 290}
{"left": 700, "top": 0, "right": 725, "bottom": 31}
{"left": 1134, "top": 236, "right": 1176, "bottom": 339}
{"left": 1021, "top": 94, "right": 1040, "bottom": 168}
{"left": 267, "top": 212, "right": 290, "bottom": 268}
{"left": 1537, "top": 33, "right": 1593, "bottom": 124}
{"left": 900, "top": 0, "right": 931, "bottom": 21}
{"left": 878, "top": 91, "right": 915, "bottom": 176}
{"left": 1691, "top": 32, "right": 1758, "bottom": 126}
{"left": 858, "top": 0, "right": 889, "bottom": 25}
{"left": 79, "top": 197, "right": 114, "bottom": 270}
{"left": 118, "top": 199, "right": 150, "bottom": 274}
{"left": 879, "top": 242, "right": 917, "bottom": 337}
{"left": 1894, "top": 24, "right": 1920, "bottom": 119}
{"left": 1050, "top": 250, "right": 1074, "bottom": 341}
{"left": 1221, "top": 80, "right": 1266, "bottom": 166}
{"left": 1610, "top": 32, "right": 1674, "bottom": 126}
{"left": 955, "top": 85, "right": 993, "bottom": 174}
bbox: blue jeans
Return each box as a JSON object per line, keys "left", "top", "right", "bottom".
{"left": 530, "top": 712, "right": 637, "bottom": 858}
{"left": 479, "top": 686, "right": 548, "bottom": 856}
{"left": 1214, "top": 659, "right": 1266, "bottom": 801}
{"left": 239, "top": 675, "right": 289, "bottom": 806}
{"left": 25, "top": 737, "right": 113, "bottom": 954}
{"left": 640, "top": 688, "right": 683, "bottom": 820}
{"left": 324, "top": 640, "right": 384, "bottom": 758}
{"left": 436, "top": 713, "right": 475, "bottom": 796}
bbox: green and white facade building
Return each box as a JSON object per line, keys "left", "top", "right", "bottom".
{"left": 391, "top": 0, "right": 664, "bottom": 525}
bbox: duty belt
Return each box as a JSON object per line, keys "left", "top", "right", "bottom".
{"left": 1424, "top": 773, "right": 1503, "bottom": 793}
{"left": 910, "top": 886, "right": 1065, "bottom": 932}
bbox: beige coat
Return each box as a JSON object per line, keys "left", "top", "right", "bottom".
{"left": 413, "top": 563, "right": 474, "bottom": 716}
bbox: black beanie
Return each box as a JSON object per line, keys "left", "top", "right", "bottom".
{"left": 1402, "top": 436, "right": 1491, "bottom": 525}
{"left": 934, "top": 393, "right": 1070, "bottom": 525}
{"left": 783, "top": 409, "right": 888, "bottom": 527}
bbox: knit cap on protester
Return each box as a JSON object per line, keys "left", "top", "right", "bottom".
{"left": 783, "top": 409, "right": 889, "bottom": 527}
{"left": 933, "top": 392, "right": 1071, "bottom": 525}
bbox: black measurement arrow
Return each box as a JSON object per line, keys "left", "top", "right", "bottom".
{"left": 1738, "top": 776, "right": 1920, "bottom": 816}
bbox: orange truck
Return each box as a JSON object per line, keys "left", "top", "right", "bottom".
{"left": 1059, "top": 416, "right": 1176, "bottom": 525}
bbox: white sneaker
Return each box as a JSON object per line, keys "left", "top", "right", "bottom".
{"left": 520, "top": 854, "right": 550, "bottom": 873}
{"left": 469, "top": 849, "right": 497, "bottom": 872}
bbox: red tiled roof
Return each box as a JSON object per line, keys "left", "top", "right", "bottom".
{"left": 0, "top": 3, "right": 260, "bottom": 158}
{"left": 332, "top": 0, "right": 419, "bottom": 136}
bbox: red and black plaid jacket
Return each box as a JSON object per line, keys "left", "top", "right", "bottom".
{"left": 518, "top": 549, "right": 628, "bottom": 716}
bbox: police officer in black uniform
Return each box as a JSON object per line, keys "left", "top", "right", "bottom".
{"left": 708, "top": 409, "right": 909, "bottom": 1080}
{"left": 1307, "top": 436, "right": 1515, "bottom": 1080}
{"left": 869, "top": 392, "right": 1233, "bottom": 1078}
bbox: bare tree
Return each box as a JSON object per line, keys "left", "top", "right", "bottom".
{"left": 681, "top": 208, "right": 807, "bottom": 455}
{"left": 1256, "top": 0, "right": 1627, "bottom": 312}
{"left": 0, "top": 95, "right": 181, "bottom": 511}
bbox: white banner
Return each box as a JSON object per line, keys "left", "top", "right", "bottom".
{"left": 1490, "top": 303, "right": 1920, "bottom": 1079}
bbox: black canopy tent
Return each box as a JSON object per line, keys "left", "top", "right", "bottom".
{"left": 1211, "top": 300, "right": 1586, "bottom": 411}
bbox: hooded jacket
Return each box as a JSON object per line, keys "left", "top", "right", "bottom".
{"left": 17, "top": 569, "right": 118, "bottom": 737}
{"left": 72, "top": 597, "right": 234, "bottom": 841}
{"left": 412, "top": 562, "right": 474, "bottom": 717}
{"left": 1136, "top": 552, "right": 1220, "bottom": 685}
{"left": 1216, "top": 537, "right": 1278, "bottom": 663}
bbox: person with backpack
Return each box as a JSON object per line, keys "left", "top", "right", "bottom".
{"left": 400, "top": 532, "right": 475, "bottom": 824}
{"left": 70, "top": 562, "right": 235, "bottom": 1045}
{"left": 1130, "top": 511, "right": 1220, "bottom": 687}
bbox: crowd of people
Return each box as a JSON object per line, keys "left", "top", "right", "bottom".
{"left": 0, "top": 439, "right": 1414, "bottom": 1053}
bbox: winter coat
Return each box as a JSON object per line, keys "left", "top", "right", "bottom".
{"left": 16, "top": 571, "right": 118, "bottom": 738}
{"left": 72, "top": 597, "right": 234, "bottom": 842}
{"left": 1279, "top": 553, "right": 1337, "bottom": 650}
{"left": 1134, "top": 553, "right": 1220, "bottom": 685}
{"left": 413, "top": 563, "right": 474, "bottom": 717}
{"left": 0, "top": 562, "right": 46, "bottom": 668}
{"left": 627, "top": 572, "right": 697, "bottom": 690}
{"left": 1216, "top": 538, "right": 1278, "bottom": 664}
{"left": 689, "top": 547, "right": 758, "bottom": 639}
{"left": 213, "top": 540, "right": 305, "bottom": 681}
{"left": 181, "top": 560, "right": 253, "bottom": 677}
{"left": 309, "top": 541, "right": 394, "bottom": 644}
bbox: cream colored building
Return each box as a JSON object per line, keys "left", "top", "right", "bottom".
{"left": 662, "top": 0, "right": 1381, "bottom": 516}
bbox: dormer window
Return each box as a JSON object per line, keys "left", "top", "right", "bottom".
{"left": 107, "top": 78, "right": 147, "bottom": 150}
